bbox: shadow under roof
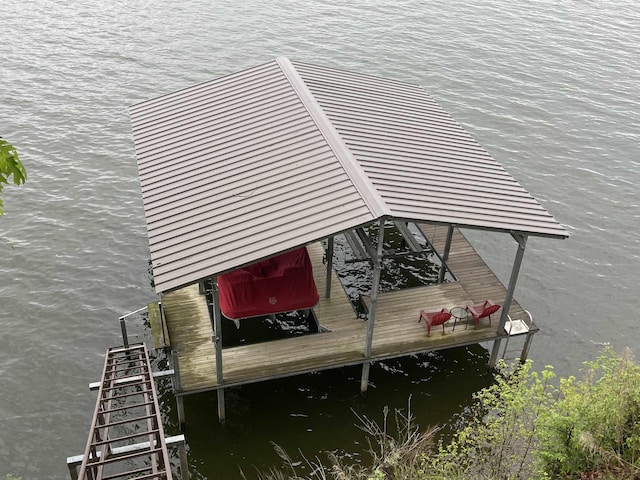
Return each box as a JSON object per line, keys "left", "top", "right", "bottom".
{"left": 130, "top": 57, "right": 568, "bottom": 294}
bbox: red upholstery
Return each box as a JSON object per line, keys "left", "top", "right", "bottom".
{"left": 466, "top": 299, "right": 501, "bottom": 329}
{"left": 218, "top": 248, "right": 319, "bottom": 320}
{"left": 418, "top": 308, "right": 452, "bottom": 336}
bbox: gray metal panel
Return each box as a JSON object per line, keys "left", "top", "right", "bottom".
{"left": 130, "top": 60, "right": 376, "bottom": 293}
{"left": 130, "top": 58, "right": 567, "bottom": 294}
{"left": 293, "top": 61, "right": 568, "bottom": 239}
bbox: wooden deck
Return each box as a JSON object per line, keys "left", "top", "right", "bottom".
{"left": 160, "top": 225, "right": 537, "bottom": 395}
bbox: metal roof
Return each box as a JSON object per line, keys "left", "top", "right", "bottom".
{"left": 130, "top": 57, "right": 567, "bottom": 293}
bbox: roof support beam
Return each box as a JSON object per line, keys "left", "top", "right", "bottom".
{"left": 361, "top": 218, "right": 385, "bottom": 393}
{"left": 489, "top": 233, "right": 528, "bottom": 367}
{"left": 393, "top": 221, "right": 423, "bottom": 253}
{"left": 344, "top": 230, "right": 368, "bottom": 261}
{"left": 355, "top": 227, "right": 380, "bottom": 266}
{"left": 438, "top": 225, "right": 455, "bottom": 284}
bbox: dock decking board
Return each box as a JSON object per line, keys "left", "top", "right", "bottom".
{"left": 161, "top": 226, "right": 536, "bottom": 394}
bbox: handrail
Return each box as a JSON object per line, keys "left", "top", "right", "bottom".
{"left": 118, "top": 305, "right": 150, "bottom": 348}
{"left": 502, "top": 310, "right": 534, "bottom": 360}
{"left": 118, "top": 305, "right": 149, "bottom": 321}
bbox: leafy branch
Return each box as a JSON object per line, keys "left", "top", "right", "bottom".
{"left": 0, "top": 137, "right": 27, "bottom": 215}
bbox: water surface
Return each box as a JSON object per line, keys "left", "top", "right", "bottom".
{"left": 2, "top": 0, "right": 639, "bottom": 477}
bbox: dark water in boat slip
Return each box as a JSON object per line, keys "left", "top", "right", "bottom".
{"left": 2, "top": 0, "right": 639, "bottom": 477}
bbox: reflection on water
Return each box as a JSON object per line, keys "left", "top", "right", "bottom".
{"left": 152, "top": 343, "right": 494, "bottom": 479}
{"left": 330, "top": 222, "right": 455, "bottom": 318}
{"left": 216, "top": 221, "right": 454, "bottom": 346}
{"left": 220, "top": 310, "right": 320, "bottom": 348}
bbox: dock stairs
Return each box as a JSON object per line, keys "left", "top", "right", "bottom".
{"left": 67, "top": 343, "right": 187, "bottom": 480}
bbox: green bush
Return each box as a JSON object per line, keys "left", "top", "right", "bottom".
{"left": 429, "top": 347, "right": 640, "bottom": 480}
{"left": 427, "top": 359, "right": 555, "bottom": 479}
{"left": 257, "top": 348, "right": 640, "bottom": 479}
{"left": 537, "top": 347, "right": 640, "bottom": 478}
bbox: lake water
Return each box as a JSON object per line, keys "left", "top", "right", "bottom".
{"left": 2, "top": 0, "right": 639, "bottom": 478}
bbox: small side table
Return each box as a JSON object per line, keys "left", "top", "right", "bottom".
{"left": 449, "top": 306, "right": 468, "bottom": 331}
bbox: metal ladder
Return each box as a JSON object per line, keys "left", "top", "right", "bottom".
{"left": 501, "top": 310, "right": 535, "bottom": 362}
{"left": 77, "top": 343, "right": 173, "bottom": 480}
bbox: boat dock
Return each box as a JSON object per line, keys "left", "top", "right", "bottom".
{"left": 159, "top": 225, "right": 535, "bottom": 398}
{"left": 128, "top": 58, "right": 567, "bottom": 425}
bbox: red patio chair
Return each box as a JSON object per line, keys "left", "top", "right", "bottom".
{"left": 418, "top": 308, "right": 452, "bottom": 336}
{"left": 466, "top": 300, "right": 501, "bottom": 329}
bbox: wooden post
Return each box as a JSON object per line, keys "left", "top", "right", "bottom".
{"left": 171, "top": 349, "right": 186, "bottom": 429}
{"left": 325, "top": 236, "right": 334, "bottom": 299}
{"left": 361, "top": 219, "right": 385, "bottom": 393}
{"left": 490, "top": 234, "right": 528, "bottom": 367}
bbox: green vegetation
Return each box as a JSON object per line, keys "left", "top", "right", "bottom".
{"left": 0, "top": 137, "right": 27, "bottom": 216}
{"left": 257, "top": 347, "right": 640, "bottom": 479}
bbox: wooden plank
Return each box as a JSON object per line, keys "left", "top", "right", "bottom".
{"left": 148, "top": 302, "right": 169, "bottom": 349}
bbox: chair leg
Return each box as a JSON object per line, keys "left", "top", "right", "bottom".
{"left": 441, "top": 323, "right": 446, "bottom": 335}
{"left": 427, "top": 323, "right": 432, "bottom": 337}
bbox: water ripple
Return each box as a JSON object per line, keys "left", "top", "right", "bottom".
{"left": 2, "top": 0, "right": 639, "bottom": 476}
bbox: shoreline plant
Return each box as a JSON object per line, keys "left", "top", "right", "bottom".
{"left": 254, "top": 347, "right": 640, "bottom": 480}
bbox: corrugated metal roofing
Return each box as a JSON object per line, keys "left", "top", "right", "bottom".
{"left": 130, "top": 57, "right": 567, "bottom": 293}
{"left": 293, "top": 60, "right": 566, "bottom": 238}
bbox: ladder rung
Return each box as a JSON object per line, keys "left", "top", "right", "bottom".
{"left": 99, "top": 379, "right": 152, "bottom": 393}
{"left": 100, "top": 465, "right": 155, "bottom": 480}
{"left": 89, "top": 370, "right": 174, "bottom": 391}
{"left": 105, "top": 363, "right": 145, "bottom": 374}
{"left": 91, "top": 428, "right": 161, "bottom": 448}
{"left": 102, "top": 375, "right": 147, "bottom": 388}
{"left": 99, "top": 400, "right": 155, "bottom": 415}
{"left": 84, "top": 446, "right": 165, "bottom": 467}
{"left": 108, "top": 344, "right": 145, "bottom": 355}
{"left": 67, "top": 435, "right": 185, "bottom": 467}
{"left": 93, "top": 413, "right": 157, "bottom": 430}
{"left": 103, "top": 470, "right": 168, "bottom": 480}
{"left": 96, "top": 389, "right": 154, "bottom": 403}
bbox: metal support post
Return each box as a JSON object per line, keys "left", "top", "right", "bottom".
{"left": 361, "top": 219, "right": 385, "bottom": 393}
{"left": 489, "top": 234, "right": 528, "bottom": 367}
{"left": 325, "top": 236, "right": 334, "bottom": 299}
{"left": 119, "top": 316, "right": 129, "bottom": 348}
{"left": 217, "top": 388, "right": 226, "bottom": 425}
{"left": 211, "top": 278, "right": 226, "bottom": 423}
{"left": 438, "top": 225, "right": 454, "bottom": 284}
{"left": 171, "top": 349, "right": 186, "bottom": 429}
{"left": 67, "top": 462, "right": 79, "bottom": 480}
{"left": 443, "top": 225, "right": 454, "bottom": 261}
{"left": 178, "top": 436, "right": 190, "bottom": 479}
{"left": 520, "top": 332, "right": 534, "bottom": 362}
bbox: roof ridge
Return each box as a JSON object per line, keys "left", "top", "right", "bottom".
{"left": 276, "top": 57, "right": 388, "bottom": 219}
